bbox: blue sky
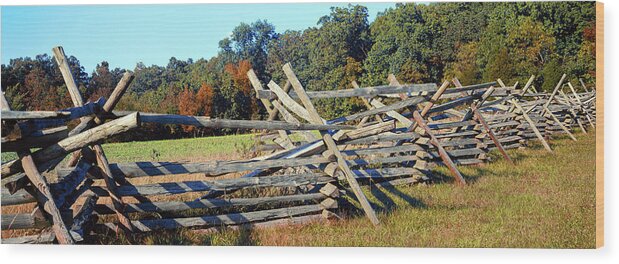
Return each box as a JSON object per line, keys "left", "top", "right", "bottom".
{"left": 1, "top": 3, "right": 397, "bottom": 73}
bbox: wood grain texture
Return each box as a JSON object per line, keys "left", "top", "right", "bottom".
{"left": 100, "top": 204, "right": 326, "bottom": 232}
{"left": 1, "top": 113, "right": 140, "bottom": 178}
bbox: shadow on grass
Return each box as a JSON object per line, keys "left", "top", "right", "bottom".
{"left": 426, "top": 168, "right": 483, "bottom": 185}
{"left": 337, "top": 178, "right": 428, "bottom": 218}
{"left": 369, "top": 182, "right": 427, "bottom": 214}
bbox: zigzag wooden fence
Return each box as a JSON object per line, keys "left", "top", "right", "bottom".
{"left": 0, "top": 47, "right": 596, "bottom": 244}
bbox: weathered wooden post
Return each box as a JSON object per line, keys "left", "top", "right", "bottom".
{"left": 542, "top": 105, "right": 577, "bottom": 141}
{"left": 52, "top": 46, "right": 135, "bottom": 232}
{"left": 579, "top": 78, "right": 590, "bottom": 93}
{"left": 1, "top": 93, "right": 75, "bottom": 244}
{"left": 510, "top": 99, "right": 553, "bottom": 153}
{"left": 519, "top": 75, "right": 536, "bottom": 96}
{"left": 541, "top": 73, "right": 568, "bottom": 114}
{"left": 282, "top": 63, "right": 380, "bottom": 226}
{"left": 567, "top": 82, "right": 595, "bottom": 128}
{"left": 558, "top": 89, "right": 588, "bottom": 133}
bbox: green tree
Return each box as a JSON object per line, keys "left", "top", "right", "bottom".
{"left": 540, "top": 58, "right": 563, "bottom": 92}
{"left": 444, "top": 41, "right": 480, "bottom": 85}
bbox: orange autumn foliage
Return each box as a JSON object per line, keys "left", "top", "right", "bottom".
{"left": 196, "top": 83, "right": 215, "bottom": 117}
{"left": 178, "top": 87, "right": 199, "bottom": 133}
{"left": 224, "top": 60, "right": 256, "bottom": 117}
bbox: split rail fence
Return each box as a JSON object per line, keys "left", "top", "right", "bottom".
{"left": 0, "top": 46, "right": 596, "bottom": 244}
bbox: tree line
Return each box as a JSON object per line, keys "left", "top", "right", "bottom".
{"left": 1, "top": 2, "right": 596, "bottom": 140}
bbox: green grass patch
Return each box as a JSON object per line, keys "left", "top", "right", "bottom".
{"left": 1, "top": 133, "right": 256, "bottom": 163}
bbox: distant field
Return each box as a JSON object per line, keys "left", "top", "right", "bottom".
{"left": 1, "top": 133, "right": 257, "bottom": 163}
{"left": 82, "top": 132, "right": 595, "bottom": 248}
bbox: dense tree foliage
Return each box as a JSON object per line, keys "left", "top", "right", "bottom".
{"left": 1, "top": 2, "right": 596, "bottom": 140}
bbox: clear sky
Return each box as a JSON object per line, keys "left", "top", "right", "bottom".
{"left": 1, "top": 3, "right": 397, "bottom": 73}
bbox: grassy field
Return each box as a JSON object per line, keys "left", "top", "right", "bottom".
{"left": 62, "top": 132, "right": 596, "bottom": 248}
{"left": 1, "top": 133, "right": 257, "bottom": 163}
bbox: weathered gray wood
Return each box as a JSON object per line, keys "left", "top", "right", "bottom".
{"left": 542, "top": 73, "right": 568, "bottom": 112}
{"left": 352, "top": 81, "right": 385, "bottom": 122}
{"left": 90, "top": 71, "right": 135, "bottom": 125}
{"left": 1, "top": 213, "right": 50, "bottom": 230}
{"left": 542, "top": 106, "right": 577, "bottom": 141}
{"left": 472, "top": 106, "right": 513, "bottom": 164}
{"left": 6, "top": 99, "right": 104, "bottom": 136}
{"left": 54, "top": 145, "right": 423, "bottom": 183}
{"left": 67, "top": 73, "right": 134, "bottom": 137}
{"left": 510, "top": 100, "right": 552, "bottom": 152}
{"left": 427, "top": 94, "right": 478, "bottom": 114}
{"left": 369, "top": 99, "right": 413, "bottom": 127}
{"left": 441, "top": 81, "right": 497, "bottom": 95}
{"left": 1, "top": 110, "right": 70, "bottom": 120}
{"left": 249, "top": 68, "right": 300, "bottom": 151}
{"left": 1, "top": 126, "right": 68, "bottom": 152}
{"left": 520, "top": 75, "right": 536, "bottom": 96}
{"left": 451, "top": 77, "right": 469, "bottom": 97}
{"left": 271, "top": 100, "right": 318, "bottom": 142}
{"left": 340, "top": 144, "right": 424, "bottom": 157}
{"left": 422, "top": 81, "right": 450, "bottom": 116}
{"left": 344, "top": 132, "right": 420, "bottom": 145}
{"left": 579, "top": 78, "right": 590, "bottom": 93}
{"left": 335, "top": 120, "right": 395, "bottom": 141}
{"left": 247, "top": 69, "right": 275, "bottom": 115}
{"left": 412, "top": 111, "right": 466, "bottom": 185}
{"left": 111, "top": 111, "right": 352, "bottom": 131}
{"left": 406, "top": 80, "right": 450, "bottom": 134}
{"left": 428, "top": 120, "right": 478, "bottom": 130}
{"left": 439, "top": 138, "right": 480, "bottom": 147}
{"left": 427, "top": 147, "right": 485, "bottom": 159}
{"left": 441, "top": 86, "right": 515, "bottom": 100}
{"left": 1, "top": 96, "right": 75, "bottom": 244}
{"left": 558, "top": 90, "right": 588, "bottom": 133}
{"left": 66, "top": 72, "right": 135, "bottom": 167}
{"left": 53, "top": 160, "right": 93, "bottom": 208}
{"left": 1, "top": 231, "right": 56, "bottom": 244}
{"left": 84, "top": 157, "right": 333, "bottom": 179}
{"left": 256, "top": 83, "right": 437, "bottom": 100}
{"left": 94, "top": 193, "right": 326, "bottom": 215}
{"left": 567, "top": 82, "right": 595, "bottom": 128}
{"left": 1, "top": 187, "right": 36, "bottom": 205}
{"left": 266, "top": 81, "right": 313, "bottom": 122}
{"left": 454, "top": 86, "right": 495, "bottom": 133}
{"left": 19, "top": 154, "right": 75, "bottom": 244}
{"left": 329, "top": 96, "right": 426, "bottom": 124}
{"left": 483, "top": 113, "right": 518, "bottom": 122}
{"left": 100, "top": 204, "right": 326, "bottom": 232}
{"left": 69, "top": 194, "right": 98, "bottom": 241}
{"left": 104, "top": 173, "right": 333, "bottom": 197}
{"left": 434, "top": 130, "right": 478, "bottom": 139}
{"left": 283, "top": 62, "right": 379, "bottom": 226}
{"left": 52, "top": 46, "right": 84, "bottom": 107}
{"left": 93, "top": 144, "right": 134, "bottom": 232}
{"left": 1, "top": 113, "right": 140, "bottom": 178}
{"left": 4, "top": 174, "right": 334, "bottom": 204}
